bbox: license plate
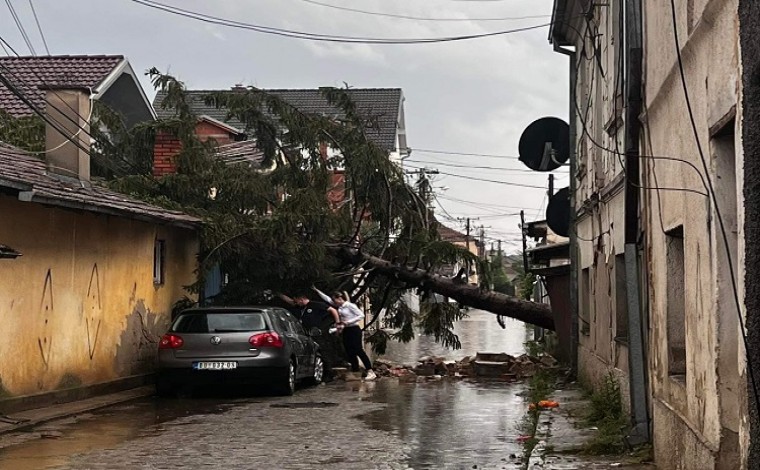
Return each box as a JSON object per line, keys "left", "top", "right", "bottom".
{"left": 193, "top": 361, "right": 238, "bottom": 370}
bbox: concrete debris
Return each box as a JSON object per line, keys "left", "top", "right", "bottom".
{"left": 340, "top": 352, "right": 561, "bottom": 383}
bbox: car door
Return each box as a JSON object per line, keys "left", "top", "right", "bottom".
{"left": 289, "top": 316, "right": 315, "bottom": 372}
{"left": 274, "top": 309, "right": 307, "bottom": 377}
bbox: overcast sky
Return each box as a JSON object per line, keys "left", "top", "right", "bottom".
{"left": 1, "top": 0, "right": 569, "bottom": 253}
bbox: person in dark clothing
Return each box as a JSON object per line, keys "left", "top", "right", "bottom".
{"left": 279, "top": 293, "right": 343, "bottom": 381}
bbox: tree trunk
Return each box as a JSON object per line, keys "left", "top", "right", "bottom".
{"left": 335, "top": 246, "right": 555, "bottom": 330}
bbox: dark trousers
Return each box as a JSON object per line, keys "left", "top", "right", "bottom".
{"left": 342, "top": 325, "right": 372, "bottom": 372}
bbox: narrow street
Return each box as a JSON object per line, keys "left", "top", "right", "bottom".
{"left": 0, "top": 311, "right": 533, "bottom": 470}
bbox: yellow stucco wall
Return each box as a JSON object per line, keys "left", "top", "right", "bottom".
{"left": 0, "top": 195, "right": 199, "bottom": 397}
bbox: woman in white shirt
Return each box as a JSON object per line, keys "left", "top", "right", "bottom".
{"left": 314, "top": 287, "right": 376, "bottom": 381}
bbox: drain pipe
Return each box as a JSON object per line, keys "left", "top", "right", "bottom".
{"left": 553, "top": 41, "right": 579, "bottom": 375}
{"left": 623, "top": 0, "right": 650, "bottom": 444}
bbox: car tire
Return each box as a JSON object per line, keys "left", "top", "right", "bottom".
{"left": 275, "top": 359, "right": 296, "bottom": 396}
{"left": 304, "top": 353, "right": 324, "bottom": 386}
{"left": 155, "top": 376, "right": 175, "bottom": 398}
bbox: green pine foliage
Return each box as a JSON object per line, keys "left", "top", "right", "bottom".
{"left": 0, "top": 68, "right": 516, "bottom": 348}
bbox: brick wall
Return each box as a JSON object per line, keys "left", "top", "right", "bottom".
{"left": 152, "top": 132, "right": 181, "bottom": 177}
{"left": 152, "top": 121, "right": 238, "bottom": 177}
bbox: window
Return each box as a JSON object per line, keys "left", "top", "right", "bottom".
{"left": 153, "top": 239, "right": 166, "bottom": 285}
{"left": 666, "top": 226, "right": 686, "bottom": 380}
{"left": 171, "top": 312, "right": 266, "bottom": 333}
{"left": 615, "top": 254, "right": 629, "bottom": 342}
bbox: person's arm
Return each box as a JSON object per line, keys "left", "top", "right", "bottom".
{"left": 312, "top": 286, "right": 334, "bottom": 305}
{"left": 327, "top": 306, "right": 341, "bottom": 325}
{"left": 277, "top": 293, "right": 296, "bottom": 306}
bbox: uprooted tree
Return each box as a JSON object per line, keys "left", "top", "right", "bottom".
{"left": 7, "top": 69, "right": 553, "bottom": 351}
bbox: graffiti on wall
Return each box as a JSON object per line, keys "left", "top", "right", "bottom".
{"left": 37, "top": 269, "right": 54, "bottom": 368}
{"left": 85, "top": 263, "right": 102, "bottom": 360}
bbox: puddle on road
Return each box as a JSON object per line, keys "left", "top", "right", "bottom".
{"left": 358, "top": 379, "right": 527, "bottom": 468}
{"left": 358, "top": 311, "right": 533, "bottom": 468}
{"left": 0, "top": 398, "right": 242, "bottom": 470}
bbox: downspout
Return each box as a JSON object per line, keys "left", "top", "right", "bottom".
{"left": 553, "top": 41, "right": 579, "bottom": 375}
{"left": 623, "top": 0, "right": 650, "bottom": 444}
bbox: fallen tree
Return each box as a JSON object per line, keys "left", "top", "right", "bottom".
{"left": 78, "top": 71, "right": 556, "bottom": 348}
{"left": 335, "top": 246, "right": 554, "bottom": 330}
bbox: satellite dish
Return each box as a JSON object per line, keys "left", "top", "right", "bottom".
{"left": 546, "top": 187, "right": 570, "bottom": 237}
{"left": 518, "top": 117, "right": 570, "bottom": 172}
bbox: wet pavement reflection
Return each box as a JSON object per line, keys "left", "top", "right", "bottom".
{"left": 0, "top": 310, "right": 532, "bottom": 469}
{"left": 0, "top": 398, "right": 245, "bottom": 470}
{"left": 361, "top": 310, "right": 531, "bottom": 468}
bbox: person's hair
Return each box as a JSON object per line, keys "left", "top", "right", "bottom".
{"left": 331, "top": 291, "right": 347, "bottom": 301}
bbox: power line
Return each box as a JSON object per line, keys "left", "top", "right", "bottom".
{"left": 437, "top": 193, "right": 543, "bottom": 212}
{"left": 300, "top": 0, "right": 549, "bottom": 22}
{"left": 406, "top": 158, "right": 548, "bottom": 173}
{"left": 413, "top": 166, "right": 545, "bottom": 189}
{"left": 129, "top": 0, "right": 551, "bottom": 44}
{"left": 28, "top": 0, "right": 49, "bottom": 55}
{"left": 4, "top": 0, "right": 36, "bottom": 55}
{"left": 413, "top": 147, "right": 520, "bottom": 159}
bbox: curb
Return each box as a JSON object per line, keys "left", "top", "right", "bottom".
{"left": 0, "top": 386, "right": 154, "bottom": 436}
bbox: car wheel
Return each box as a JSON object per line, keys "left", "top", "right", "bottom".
{"left": 276, "top": 359, "right": 296, "bottom": 396}
{"left": 305, "top": 354, "right": 324, "bottom": 386}
{"left": 155, "top": 376, "right": 175, "bottom": 398}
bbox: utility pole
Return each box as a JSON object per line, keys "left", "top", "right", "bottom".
{"left": 406, "top": 167, "right": 439, "bottom": 225}
{"left": 478, "top": 225, "right": 486, "bottom": 258}
{"left": 498, "top": 239, "right": 502, "bottom": 258}
{"left": 548, "top": 174, "right": 554, "bottom": 197}
{"left": 520, "top": 210, "right": 529, "bottom": 274}
{"left": 456, "top": 217, "right": 479, "bottom": 253}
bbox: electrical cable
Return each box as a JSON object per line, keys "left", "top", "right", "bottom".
{"left": 28, "top": 0, "right": 49, "bottom": 55}
{"left": 406, "top": 157, "right": 560, "bottom": 173}
{"left": 300, "top": 0, "right": 549, "bottom": 22}
{"left": 668, "top": 0, "right": 760, "bottom": 412}
{"left": 405, "top": 164, "right": 545, "bottom": 189}
{"left": 4, "top": 0, "right": 36, "bottom": 55}
{"left": 0, "top": 39, "right": 153, "bottom": 177}
{"left": 129, "top": 0, "right": 551, "bottom": 45}
{"left": 0, "top": 63, "right": 156, "bottom": 184}
{"left": 413, "top": 148, "right": 519, "bottom": 159}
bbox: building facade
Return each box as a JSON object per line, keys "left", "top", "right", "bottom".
{"left": 0, "top": 88, "right": 199, "bottom": 408}
{"left": 550, "top": 0, "right": 748, "bottom": 467}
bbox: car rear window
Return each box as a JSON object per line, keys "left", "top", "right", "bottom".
{"left": 171, "top": 312, "right": 267, "bottom": 333}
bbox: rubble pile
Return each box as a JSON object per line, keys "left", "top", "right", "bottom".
{"left": 363, "top": 352, "right": 560, "bottom": 383}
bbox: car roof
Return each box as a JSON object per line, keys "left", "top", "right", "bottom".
{"left": 179, "top": 306, "right": 284, "bottom": 314}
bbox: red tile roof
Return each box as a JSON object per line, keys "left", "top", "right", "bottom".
{"left": 0, "top": 55, "right": 123, "bottom": 117}
{"left": 0, "top": 142, "right": 200, "bottom": 228}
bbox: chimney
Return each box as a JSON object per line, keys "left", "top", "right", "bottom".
{"left": 152, "top": 131, "right": 182, "bottom": 177}
{"left": 44, "top": 87, "right": 91, "bottom": 181}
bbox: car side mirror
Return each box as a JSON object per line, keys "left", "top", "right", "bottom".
{"left": 308, "top": 327, "right": 322, "bottom": 337}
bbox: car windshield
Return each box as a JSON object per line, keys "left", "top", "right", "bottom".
{"left": 171, "top": 312, "right": 267, "bottom": 333}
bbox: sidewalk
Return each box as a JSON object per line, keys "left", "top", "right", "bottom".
{"left": 0, "top": 386, "right": 154, "bottom": 435}
{"left": 527, "top": 387, "right": 655, "bottom": 470}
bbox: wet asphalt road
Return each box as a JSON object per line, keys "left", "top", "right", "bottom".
{"left": 0, "top": 312, "right": 532, "bottom": 470}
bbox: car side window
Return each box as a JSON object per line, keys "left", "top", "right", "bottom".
{"left": 277, "top": 309, "right": 307, "bottom": 336}
{"left": 273, "top": 310, "right": 295, "bottom": 334}
{"left": 290, "top": 317, "right": 306, "bottom": 336}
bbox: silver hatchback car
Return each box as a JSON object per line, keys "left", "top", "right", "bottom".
{"left": 156, "top": 307, "right": 324, "bottom": 396}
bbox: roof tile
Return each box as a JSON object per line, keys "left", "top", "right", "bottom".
{"left": 0, "top": 55, "right": 124, "bottom": 118}
{"left": 0, "top": 142, "right": 199, "bottom": 228}
{"left": 153, "top": 88, "right": 402, "bottom": 151}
